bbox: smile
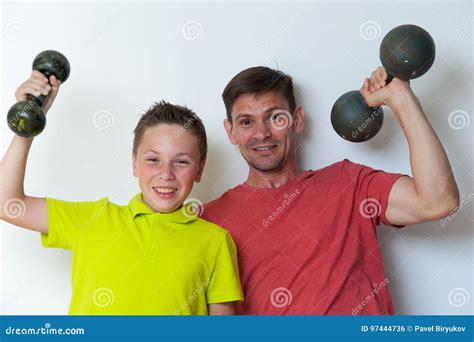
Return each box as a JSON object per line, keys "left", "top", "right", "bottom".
{"left": 253, "top": 145, "right": 277, "bottom": 152}
{"left": 153, "top": 187, "right": 178, "bottom": 197}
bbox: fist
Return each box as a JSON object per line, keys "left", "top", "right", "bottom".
{"left": 15, "top": 70, "right": 61, "bottom": 114}
{"left": 360, "top": 66, "right": 412, "bottom": 109}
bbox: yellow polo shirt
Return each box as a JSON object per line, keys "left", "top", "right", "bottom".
{"left": 41, "top": 193, "right": 243, "bottom": 315}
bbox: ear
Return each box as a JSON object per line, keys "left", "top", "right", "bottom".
{"left": 223, "top": 119, "right": 238, "bottom": 145}
{"left": 132, "top": 152, "right": 138, "bottom": 177}
{"left": 194, "top": 157, "right": 206, "bottom": 183}
{"left": 293, "top": 106, "right": 305, "bottom": 133}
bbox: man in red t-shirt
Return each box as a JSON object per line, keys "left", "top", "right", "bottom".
{"left": 201, "top": 66, "right": 459, "bottom": 315}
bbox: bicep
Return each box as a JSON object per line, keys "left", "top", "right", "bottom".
{"left": 2, "top": 196, "right": 48, "bottom": 233}
{"left": 207, "top": 302, "right": 236, "bottom": 315}
{"left": 385, "top": 176, "right": 431, "bottom": 226}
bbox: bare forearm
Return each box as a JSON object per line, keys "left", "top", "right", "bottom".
{"left": 0, "top": 136, "right": 33, "bottom": 212}
{"left": 391, "top": 91, "right": 459, "bottom": 209}
{"left": 208, "top": 302, "right": 236, "bottom": 315}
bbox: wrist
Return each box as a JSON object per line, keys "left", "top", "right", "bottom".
{"left": 14, "top": 135, "right": 34, "bottom": 145}
{"left": 387, "top": 88, "right": 421, "bottom": 115}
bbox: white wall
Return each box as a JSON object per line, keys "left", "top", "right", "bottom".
{"left": 1, "top": 0, "right": 472, "bottom": 315}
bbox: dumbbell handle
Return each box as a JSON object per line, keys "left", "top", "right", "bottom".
{"left": 26, "top": 94, "right": 47, "bottom": 107}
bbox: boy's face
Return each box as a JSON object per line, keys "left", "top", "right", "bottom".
{"left": 132, "top": 123, "right": 205, "bottom": 213}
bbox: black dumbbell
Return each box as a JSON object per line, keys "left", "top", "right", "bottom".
{"left": 331, "top": 24, "right": 435, "bottom": 142}
{"left": 7, "top": 50, "right": 70, "bottom": 137}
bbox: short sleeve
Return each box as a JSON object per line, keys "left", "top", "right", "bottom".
{"left": 342, "top": 159, "right": 407, "bottom": 228}
{"left": 41, "top": 197, "right": 109, "bottom": 250}
{"left": 206, "top": 231, "right": 244, "bottom": 304}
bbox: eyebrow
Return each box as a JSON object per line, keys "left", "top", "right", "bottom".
{"left": 234, "top": 106, "right": 284, "bottom": 121}
{"left": 145, "top": 150, "right": 192, "bottom": 157}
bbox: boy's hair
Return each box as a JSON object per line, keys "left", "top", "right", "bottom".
{"left": 222, "top": 66, "right": 296, "bottom": 122}
{"left": 133, "top": 100, "right": 207, "bottom": 162}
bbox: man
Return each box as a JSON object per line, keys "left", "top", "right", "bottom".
{"left": 201, "top": 66, "right": 459, "bottom": 315}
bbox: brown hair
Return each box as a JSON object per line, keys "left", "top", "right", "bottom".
{"left": 222, "top": 66, "right": 296, "bottom": 122}
{"left": 133, "top": 100, "right": 207, "bottom": 162}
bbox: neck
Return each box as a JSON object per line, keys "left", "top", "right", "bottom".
{"left": 246, "top": 159, "right": 302, "bottom": 188}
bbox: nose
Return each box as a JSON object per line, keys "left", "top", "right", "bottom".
{"left": 253, "top": 120, "right": 272, "bottom": 141}
{"left": 157, "top": 162, "right": 175, "bottom": 181}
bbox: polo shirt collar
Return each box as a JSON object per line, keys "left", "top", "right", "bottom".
{"left": 128, "top": 193, "right": 198, "bottom": 223}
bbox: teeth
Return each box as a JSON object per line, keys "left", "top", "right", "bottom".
{"left": 154, "top": 187, "right": 177, "bottom": 194}
{"left": 256, "top": 146, "right": 273, "bottom": 151}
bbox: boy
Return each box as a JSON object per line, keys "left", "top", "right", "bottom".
{"left": 0, "top": 71, "right": 243, "bottom": 315}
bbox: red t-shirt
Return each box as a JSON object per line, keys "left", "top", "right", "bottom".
{"left": 201, "top": 159, "right": 406, "bottom": 315}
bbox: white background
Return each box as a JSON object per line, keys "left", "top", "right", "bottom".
{"left": 1, "top": 1, "right": 472, "bottom": 315}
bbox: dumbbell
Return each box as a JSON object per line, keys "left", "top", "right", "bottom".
{"left": 331, "top": 24, "right": 435, "bottom": 142}
{"left": 7, "top": 50, "right": 70, "bottom": 137}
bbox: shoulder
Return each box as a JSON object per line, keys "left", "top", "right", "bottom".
{"left": 46, "top": 197, "right": 134, "bottom": 224}
{"left": 46, "top": 196, "right": 112, "bottom": 212}
{"left": 207, "top": 184, "right": 242, "bottom": 206}
{"left": 301, "top": 159, "right": 358, "bottom": 183}
{"left": 320, "top": 158, "right": 371, "bottom": 178}
{"left": 201, "top": 185, "right": 242, "bottom": 218}
{"left": 325, "top": 158, "right": 361, "bottom": 171}
{"left": 192, "top": 217, "right": 233, "bottom": 239}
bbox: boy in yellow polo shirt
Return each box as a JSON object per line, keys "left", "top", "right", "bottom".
{"left": 0, "top": 71, "right": 243, "bottom": 315}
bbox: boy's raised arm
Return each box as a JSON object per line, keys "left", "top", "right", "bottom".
{"left": 0, "top": 71, "right": 61, "bottom": 233}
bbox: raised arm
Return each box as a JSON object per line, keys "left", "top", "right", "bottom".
{"left": 0, "top": 71, "right": 61, "bottom": 233}
{"left": 360, "top": 67, "right": 460, "bottom": 226}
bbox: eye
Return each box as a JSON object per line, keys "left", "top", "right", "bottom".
{"left": 268, "top": 112, "right": 281, "bottom": 122}
{"left": 147, "top": 158, "right": 159, "bottom": 163}
{"left": 240, "top": 119, "right": 252, "bottom": 127}
{"left": 176, "top": 160, "right": 190, "bottom": 165}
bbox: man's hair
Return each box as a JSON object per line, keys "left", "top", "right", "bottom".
{"left": 222, "top": 66, "right": 296, "bottom": 122}
{"left": 133, "top": 100, "right": 207, "bottom": 162}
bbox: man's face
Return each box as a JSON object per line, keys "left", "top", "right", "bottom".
{"left": 224, "top": 91, "right": 304, "bottom": 172}
{"left": 132, "top": 124, "right": 205, "bottom": 213}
